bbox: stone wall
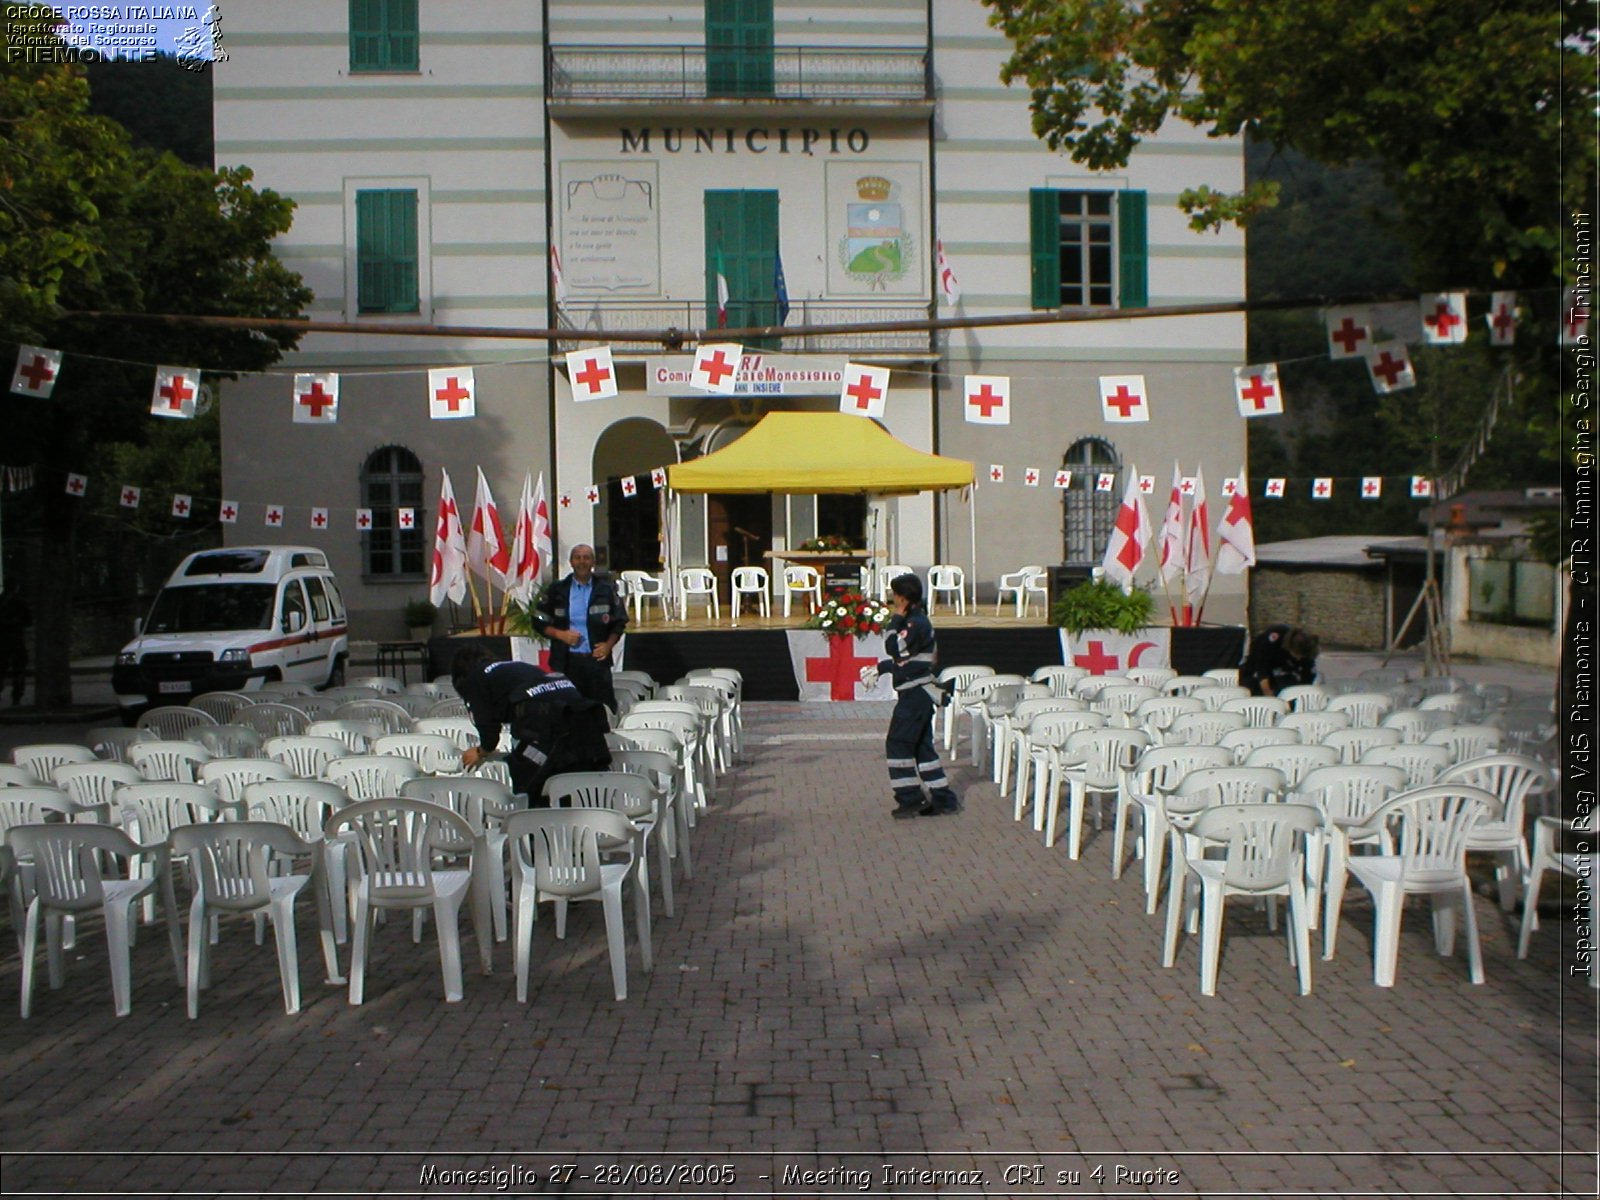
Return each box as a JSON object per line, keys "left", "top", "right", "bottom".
{"left": 1251, "top": 565, "right": 1388, "bottom": 649}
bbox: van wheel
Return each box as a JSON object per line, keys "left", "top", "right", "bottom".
{"left": 324, "top": 655, "right": 346, "bottom": 689}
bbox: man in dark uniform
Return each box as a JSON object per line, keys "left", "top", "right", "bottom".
{"left": 533, "top": 544, "right": 627, "bottom": 711}
{"left": 452, "top": 644, "right": 610, "bottom": 800}
{"left": 868, "top": 574, "right": 961, "bottom": 818}
{"left": 1239, "top": 624, "right": 1319, "bottom": 696}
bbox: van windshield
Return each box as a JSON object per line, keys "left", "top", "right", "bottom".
{"left": 144, "top": 584, "right": 277, "bottom": 634}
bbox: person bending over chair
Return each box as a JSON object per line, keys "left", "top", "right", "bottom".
{"left": 1239, "top": 624, "right": 1319, "bottom": 697}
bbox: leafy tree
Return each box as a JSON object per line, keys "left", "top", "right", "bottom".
{"left": 85, "top": 53, "right": 214, "bottom": 169}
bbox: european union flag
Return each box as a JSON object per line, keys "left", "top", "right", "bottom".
{"left": 774, "top": 244, "right": 790, "bottom": 326}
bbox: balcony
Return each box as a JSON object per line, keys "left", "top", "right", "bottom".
{"left": 555, "top": 300, "right": 932, "bottom": 356}
{"left": 547, "top": 45, "right": 932, "bottom": 117}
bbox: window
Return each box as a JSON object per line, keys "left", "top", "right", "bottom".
{"left": 1030, "top": 188, "right": 1147, "bottom": 309}
{"left": 705, "top": 190, "right": 780, "bottom": 343}
{"left": 1468, "top": 558, "right": 1555, "bottom": 627}
{"left": 361, "top": 446, "right": 426, "bottom": 578}
{"left": 280, "top": 580, "right": 308, "bottom": 631}
{"left": 706, "top": 0, "right": 773, "bottom": 98}
{"left": 356, "top": 190, "right": 419, "bottom": 314}
{"left": 350, "top": 0, "right": 418, "bottom": 72}
{"left": 1060, "top": 437, "right": 1121, "bottom": 565}
{"left": 304, "top": 576, "right": 332, "bottom": 623}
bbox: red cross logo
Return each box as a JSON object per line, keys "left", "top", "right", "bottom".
{"left": 1240, "top": 375, "right": 1276, "bottom": 410}
{"left": 121, "top": 488, "right": 138, "bottom": 505}
{"left": 1112, "top": 505, "right": 1143, "bottom": 572}
{"left": 220, "top": 503, "right": 237, "bottom": 520}
{"left": 1265, "top": 480, "right": 1285, "bottom": 497}
{"left": 700, "top": 350, "right": 735, "bottom": 387}
{"left": 398, "top": 510, "right": 415, "bottom": 528}
{"left": 968, "top": 384, "right": 1004, "bottom": 417}
{"left": 652, "top": 468, "right": 667, "bottom": 488}
{"left": 1491, "top": 304, "right": 1515, "bottom": 339}
{"left": 312, "top": 511, "right": 327, "bottom": 527}
{"left": 1370, "top": 351, "right": 1409, "bottom": 387}
{"left": 1054, "top": 471, "right": 1072, "bottom": 488}
{"left": 804, "top": 637, "right": 879, "bottom": 700}
{"left": 66, "top": 475, "right": 85, "bottom": 495}
{"left": 574, "top": 357, "right": 612, "bottom": 395}
{"left": 559, "top": 494, "right": 572, "bottom": 508}
{"left": 586, "top": 487, "right": 600, "bottom": 504}
{"left": 266, "top": 508, "right": 282, "bottom": 524}
{"left": 160, "top": 374, "right": 194, "bottom": 411}
{"left": 990, "top": 466, "right": 1004, "bottom": 482}
{"left": 1363, "top": 479, "right": 1381, "bottom": 496}
{"left": 433, "top": 377, "right": 470, "bottom": 411}
{"left": 1106, "top": 385, "right": 1142, "bottom": 417}
{"left": 1330, "top": 317, "right": 1367, "bottom": 354}
{"left": 1314, "top": 480, "right": 1331, "bottom": 497}
{"left": 17, "top": 354, "right": 55, "bottom": 390}
{"left": 1412, "top": 478, "right": 1432, "bottom": 497}
{"left": 298, "top": 382, "right": 335, "bottom": 418}
{"left": 1072, "top": 639, "right": 1121, "bottom": 675}
{"left": 357, "top": 511, "right": 371, "bottom": 528}
{"left": 172, "top": 496, "right": 190, "bottom": 515}
{"left": 1423, "top": 301, "right": 1461, "bottom": 339}
{"left": 845, "top": 373, "right": 882, "bottom": 411}
{"left": 1096, "top": 474, "right": 1115, "bottom": 492}
{"left": 621, "top": 477, "right": 637, "bottom": 496}
{"left": 1024, "top": 469, "right": 1039, "bottom": 485}
{"left": 1179, "top": 478, "right": 1195, "bottom": 495}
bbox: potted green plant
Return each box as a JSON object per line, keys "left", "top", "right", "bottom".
{"left": 1051, "top": 579, "right": 1154, "bottom": 635}
{"left": 402, "top": 598, "right": 438, "bottom": 642}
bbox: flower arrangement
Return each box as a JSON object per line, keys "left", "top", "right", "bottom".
{"left": 797, "top": 534, "right": 859, "bottom": 553}
{"left": 805, "top": 590, "right": 893, "bottom": 640}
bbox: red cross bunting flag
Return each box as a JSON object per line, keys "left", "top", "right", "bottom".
{"left": 585, "top": 484, "right": 601, "bottom": 506}
{"left": 1326, "top": 306, "right": 1373, "bottom": 360}
{"left": 170, "top": 494, "right": 191, "bottom": 518}
{"left": 1095, "top": 472, "right": 1116, "bottom": 493}
{"left": 218, "top": 499, "right": 238, "bottom": 524}
{"left": 1486, "top": 292, "right": 1518, "bottom": 347}
{"left": 1220, "top": 477, "right": 1239, "bottom": 496}
{"left": 1361, "top": 476, "right": 1383, "bottom": 499}
{"left": 1233, "top": 363, "right": 1283, "bottom": 417}
{"left": 621, "top": 475, "right": 638, "bottom": 498}
{"left": 119, "top": 485, "right": 141, "bottom": 509}
{"left": 292, "top": 372, "right": 339, "bottom": 423}
{"left": 1419, "top": 292, "right": 1468, "bottom": 345}
{"left": 310, "top": 507, "right": 329, "bottom": 530}
{"left": 558, "top": 492, "right": 572, "bottom": 509}
{"left": 650, "top": 466, "right": 668, "bottom": 490}
{"left": 1101, "top": 467, "right": 1153, "bottom": 587}
{"left": 1410, "top": 476, "right": 1433, "bottom": 498}
{"left": 1135, "top": 474, "right": 1154, "bottom": 494}
{"left": 64, "top": 472, "right": 87, "bottom": 497}
{"left": 1060, "top": 628, "right": 1172, "bottom": 676}
{"left": 565, "top": 346, "right": 618, "bottom": 401}
{"left": 1183, "top": 467, "right": 1211, "bottom": 612}
{"left": 1214, "top": 465, "right": 1256, "bottom": 575}
{"left": 151, "top": 366, "right": 200, "bottom": 419}
{"left": 1311, "top": 477, "right": 1334, "bottom": 500}
{"left": 11, "top": 345, "right": 61, "bottom": 398}
{"left": 691, "top": 343, "right": 742, "bottom": 394}
{"left": 1023, "top": 467, "right": 1041, "bottom": 487}
{"left": 1264, "top": 477, "right": 1286, "bottom": 498}
{"left": 263, "top": 504, "right": 284, "bottom": 527}
{"left": 428, "top": 368, "right": 476, "bottom": 419}
{"left": 398, "top": 506, "right": 417, "bottom": 529}
{"left": 355, "top": 507, "right": 372, "bottom": 530}
{"left": 1053, "top": 469, "right": 1073, "bottom": 489}
{"left": 1562, "top": 286, "right": 1590, "bottom": 346}
{"left": 963, "top": 374, "right": 1010, "bottom": 424}
{"left": 1099, "top": 374, "right": 1149, "bottom": 423}
{"left": 1364, "top": 341, "right": 1416, "bottom": 394}
{"left": 840, "top": 361, "right": 889, "bottom": 418}
{"left": 988, "top": 464, "right": 1005, "bottom": 483}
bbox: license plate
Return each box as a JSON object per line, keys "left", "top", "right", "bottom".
{"left": 158, "top": 680, "right": 191, "bottom": 694}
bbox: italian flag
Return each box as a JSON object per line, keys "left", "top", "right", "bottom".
{"left": 715, "top": 248, "right": 730, "bottom": 328}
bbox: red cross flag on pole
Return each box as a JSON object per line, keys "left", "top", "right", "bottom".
{"left": 551, "top": 244, "right": 568, "bottom": 306}
{"left": 1562, "top": 286, "right": 1590, "bottom": 346}
{"left": 467, "top": 466, "right": 512, "bottom": 587}
{"left": 1325, "top": 306, "right": 1373, "bottom": 360}
{"left": 691, "top": 343, "right": 742, "bottom": 395}
{"left": 428, "top": 368, "right": 476, "bottom": 420}
{"left": 1101, "top": 466, "right": 1154, "bottom": 587}
{"left": 1263, "top": 478, "right": 1286, "bottom": 498}
{"left": 936, "top": 235, "right": 962, "bottom": 306}
{"left": 1053, "top": 469, "right": 1073, "bottom": 489}
{"left": 1183, "top": 466, "right": 1211, "bottom": 615}
{"left": 64, "top": 473, "right": 87, "bottom": 497}
{"left": 355, "top": 507, "right": 372, "bottom": 530}
{"left": 292, "top": 372, "right": 339, "bottom": 423}
{"left": 650, "top": 467, "right": 668, "bottom": 490}
{"left": 151, "top": 366, "right": 200, "bottom": 419}
{"left": 11, "top": 345, "right": 62, "bottom": 398}
{"left": 1364, "top": 341, "right": 1416, "bottom": 394}
{"left": 1023, "top": 467, "right": 1040, "bottom": 487}
{"left": 1311, "top": 477, "right": 1334, "bottom": 499}
{"left": 1361, "top": 476, "right": 1383, "bottom": 499}
{"left": 1410, "top": 476, "right": 1433, "bottom": 498}
{"left": 1419, "top": 292, "right": 1468, "bottom": 345}
{"left": 1486, "top": 292, "right": 1518, "bottom": 347}
{"left": 1099, "top": 374, "right": 1149, "bottom": 423}
{"left": 988, "top": 464, "right": 1005, "bottom": 483}
{"left": 264, "top": 505, "right": 284, "bottom": 527}
{"left": 565, "top": 345, "right": 618, "bottom": 401}
{"left": 1157, "top": 463, "right": 1184, "bottom": 586}
{"left": 840, "top": 362, "right": 889, "bottom": 419}
{"left": 119, "top": 485, "right": 141, "bottom": 509}
{"left": 218, "top": 499, "right": 238, "bottom": 523}
{"left": 1233, "top": 363, "right": 1283, "bottom": 417}
{"left": 310, "top": 507, "right": 329, "bottom": 530}
{"left": 620, "top": 475, "right": 638, "bottom": 498}
{"left": 508, "top": 471, "right": 551, "bottom": 604}
{"left": 170, "top": 494, "right": 191, "bottom": 518}
{"left": 963, "top": 374, "right": 1010, "bottom": 424}
{"left": 429, "top": 468, "right": 468, "bottom": 606}
{"left": 1214, "top": 465, "right": 1256, "bottom": 575}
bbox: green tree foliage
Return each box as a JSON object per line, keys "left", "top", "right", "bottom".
{"left": 85, "top": 53, "right": 214, "bottom": 169}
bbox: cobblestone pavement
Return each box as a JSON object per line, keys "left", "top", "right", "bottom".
{"left": 0, "top": 700, "right": 1593, "bottom": 1197}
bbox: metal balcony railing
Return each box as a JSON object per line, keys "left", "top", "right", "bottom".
{"left": 555, "top": 300, "right": 931, "bottom": 354}
{"left": 548, "top": 45, "right": 930, "bottom": 104}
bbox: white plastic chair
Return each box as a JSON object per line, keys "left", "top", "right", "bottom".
{"left": 677, "top": 567, "right": 720, "bottom": 620}
{"left": 1423, "top": 724, "right": 1504, "bottom": 765}
{"left": 136, "top": 705, "right": 218, "bottom": 740}
{"left": 619, "top": 570, "right": 671, "bottom": 623}
{"left": 372, "top": 733, "right": 463, "bottom": 775}
{"left": 234, "top": 702, "right": 312, "bottom": 738}
{"left": 188, "top": 691, "right": 255, "bottom": 724}
{"left": 194, "top": 724, "right": 265, "bottom": 760}
{"left": 402, "top": 775, "right": 524, "bottom": 943}
{"left": 1042, "top": 727, "right": 1149, "bottom": 857}
{"left": 51, "top": 761, "right": 140, "bottom": 813}
{"left": 324, "top": 755, "right": 422, "bottom": 802}
{"left": 1279, "top": 710, "right": 1351, "bottom": 744}
{"left": 926, "top": 564, "right": 966, "bottom": 614}
{"left": 12, "top": 743, "right": 97, "bottom": 783}
{"left": 1115, "top": 745, "right": 1233, "bottom": 911}
{"left": 545, "top": 770, "right": 670, "bottom": 920}
{"left": 1031, "top": 664, "right": 1088, "bottom": 698}
{"left": 1381, "top": 708, "right": 1455, "bottom": 744}
{"left": 348, "top": 675, "right": 404, "bottom": 694}
{"left": 729, "top": 566, "right": 771, "bottom": 626}
{"left": 779, "top": 565, "right": 822, "bottom": 618}
{"left": 1093, "top": 683, "right": 1161, "bottom": 726}
{"left": 1360, "top": 742, "right": 1452, "bottom": 789}
{"left": 198, "top": 757, "right": 293, "bottom": 806}
{"left": 949, "top": 674, "right": 1028, "bottom": 767}
{"left": 937, "top": 665, "right": 996, "bottom": 748}
{"left": 1014, "top": 710, "right": 1107, "bottom": 827}
{"left": 1220, "top": 695, "right": 1289, "bottom": 728}
{"left": 413, "top": 717, "right": 483, "bottom": 752}
{"left": 877, "top": 564, "right": 914, "bottom": 602}
{"left": 1440, "top": 754, "right": 1554, "bottom": 911}
{"left": 505, "top": 806, "right": 652, "bottom": 1002}
{"left": 995, "top": 565, "right": 1048, "bottom": 617}
{"left": 307, "top": 719, "right": 384, "bottom": 754}
{"left": 1166, "top": 710, "right": 1248, "bottom": 748}
{"left": 999, "top": 698, "right": 1084, "bottom": 797}
{"left": 128, "top": 740, "right": 212, "bottom": 783}
{"left": 1243, "top": 743, "right": 1340, "bottom": 791}
{"left": 611, "top": 747, "right": 691, "bottom": 890}
{"left": 1295, "top": 764, "right": 1408, "bottom": 958}
{"left": 1277, "top": 684, "right": 1330, "bottom": 712}
{"left": 243, "top": 778, "right": 352, "bottom": 943}
{"left": 1324, "top": 726, "right": 1403, "bottom": 764}
{"left": 1218, "top": 726, "right": 1301, "bottom": 764}
{"left": 264, "top": 735, "right": 352, "bottom": 780}
{"left": 86, "top": 726, "right": 157, "bottom": 764}
{"left": 1202, "top": 668, "right": 1241, "bottom": 686}
{"left": 332, "top": 699, "right": 414, "bottom": 735}
{"left": 1192, "top": 685, "right": 1251, "bottom": 711}
{"left": 424, "top": 697, "right": 471, "bottom": 720}
{"left": 1327, "top": 692, "right": 1396, "bottom": 728}
{"left": 1519, "top": 812, "right": 1597, "bottom": 980}
{"left": 1162, "top": 675, "right": 1212, "bottom": 697}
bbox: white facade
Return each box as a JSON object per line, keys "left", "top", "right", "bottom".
{"left": 215, "top": 1, "right": 1247, "bottom": 637}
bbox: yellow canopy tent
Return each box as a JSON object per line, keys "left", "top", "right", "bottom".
{"left": 666, "top": 411, "right": 974, "bottom": 495}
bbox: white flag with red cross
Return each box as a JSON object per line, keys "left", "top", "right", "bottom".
{"left": 1410, "top": 476, "right": 1433, "bottom": 498}
{"left": 1361, "top": 476, "right": 1383, "bottom": 499}
{"left": 988, "top": 464, "right": 1005, "bottom": 484}
{"left": 1419, "top": 292, "right": 1468, "bottom": 345}
{"left": 840, "top": 362, "right": 889, "bottom": 418}
{"left": 119, "top": 485, "right": 141, "bottom": 509}
{"left": 1214, "top": 464, "right": 1256, "bottom": 575}
{"left": 551, "top": 245, "right": 568, "bottom": 306}
{"left": 467, "top": 466, "right": 511, "bottom": 587}
{"left": 428, "top": 470, "right": 467, "bottom": 606}
{"left": 508, "top": 472, "right": 552, "bottom": 603}
{"left": 1233, "top": 363, "right": 1283, "bottom": 417}
{"left": 398, "top": 507, "right": 417, "bottom": 530}
{"left": 1157, "top": 463, "right": 1184, "bottom": 586}
{"left": 691, "top": 343, "right": 742, "bottom": 394}
{"left": 309, "top": 507, "right": 329, "bottom": 531}
{"left": 170, "top": 494, "right": 192, "bottom": 518}
{"left": 936, "top": 236, "right": 962, "bottom": 305}
{"left": 355, "top": 507, "right": 372, "bottom": 530}
{"left": 1311, "top": 477, "right": 1334, "bottom": 500}
{"left": 963, "top": 374, "right": 1010, "bottom": 424}
{"left": 1562, "top": 286, "right": 1590, "bottom": 346}
{"left": 292, "top": 372, "right": 339, "bottom": 423}
{"left": 1138, "top": 474, "right": 1156, "bottom": 495}
{"left": 263, "top": 504, "right": 284, "bottom": 527}
{"left": 1095, "top": 472, "right": 1116, "bottom": 493}
{"left": 1101, "top": 466, "right": 1154, "bottom": 587}
{"left": 566, "top": 346, "right": 618, "bottom": 401}
{"left": 1099, "top": 374, "right": 1149, "bottom": 423}
{"left": 1183, "top": 467, "right": 1211, "bottom": 610}
{"left": 11, "top": 345, "right": 61, "bottom": 398}
{"left": 1060, "top": 628, "right": 1173, "bottom": 676}
{"left": 151, "top": 366, "right": 200, "bottom": 419}
{"left": 1263, "top": 478, "right": 1286, "bottom": 498}
{"left": 1364, "top": 341, "right": 1416, "bottom": 394}
{"left": 1221, "top": 477, "right": 1239, "bottom": 496}
{"left": 64, "top": 473, "right": 87, "bottom": 498}
{"left": 620, "top": 475, "right": 638, "bottom": 498}
{"left": 558, "top": 492, "right": 572, "bottom": 510}
{"left": 1326, "top": 306, "right": 1373, "bottom": 360}
{"left": 650, "top": 466, "right": 668, "bottom": 490}
{"left": 1053, "top": 469, "right": 1072, "bottom": 489}
{"left": 1023, "top": 467, "right": 1041, "bottom": 487}
{"left": 218, "top": 499, "right": 238, "bottom": 524}
{"left": 586, "top": 484, "right": 601, "bottom": 506}
{"left": 428, "top": 368, "right": 476, "bottom": 420}
{"left": 1486, "top": 292, "right": 1518, "bottom": 347}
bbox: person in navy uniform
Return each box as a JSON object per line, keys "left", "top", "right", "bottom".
{"left": 1239, "top": 624, "right": 1319, "bottom": 697}
{"left": 868, "top": 573, "right": 960, "bottom": 818}
{"left": 533, "top": 544, "right": 627, "bottom": 711}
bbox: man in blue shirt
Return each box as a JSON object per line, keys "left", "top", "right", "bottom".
{"left": 534, "top": 544, "right": 627, "bottom": 711}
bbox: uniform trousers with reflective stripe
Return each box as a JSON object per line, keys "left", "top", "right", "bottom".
{"left": 885, "top": 685, "right": 958, "bottom": 810}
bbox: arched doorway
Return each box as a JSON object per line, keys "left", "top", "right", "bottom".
{"left": 592, "top": 417, "right": 676, "bottom": 572}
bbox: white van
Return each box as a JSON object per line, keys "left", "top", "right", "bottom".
{"left": 113, "top": 546, "right": 348, "bottom": 715}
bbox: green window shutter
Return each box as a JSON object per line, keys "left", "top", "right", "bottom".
{"left": 386, "top": 0, "right": 419, "bottom": 70}
{"left": 357, "top": 189, "right": 419, "bottom": 313}
{"left": 350, "top": 0, "right": 381, "bottom": 71}
{"left": 1029, "top": 188, "right": 1060, "bottom": 309}
{"left": 743, "top": 191, "right": 779, "bottom": 341}
{"left": 1117, "top": 189, "right": 1148, "bottom": 309}
{"left": 387, "top": 190, "right": 419, "bottom": 311}
{"left": 705, "top": 190, "right": 741, "bottom": 327}
{"left": 706, "top": 0, "right": 772, "bottom": 97}
{"left": 351, "top": 0, "right": 417, "bottom": 72}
